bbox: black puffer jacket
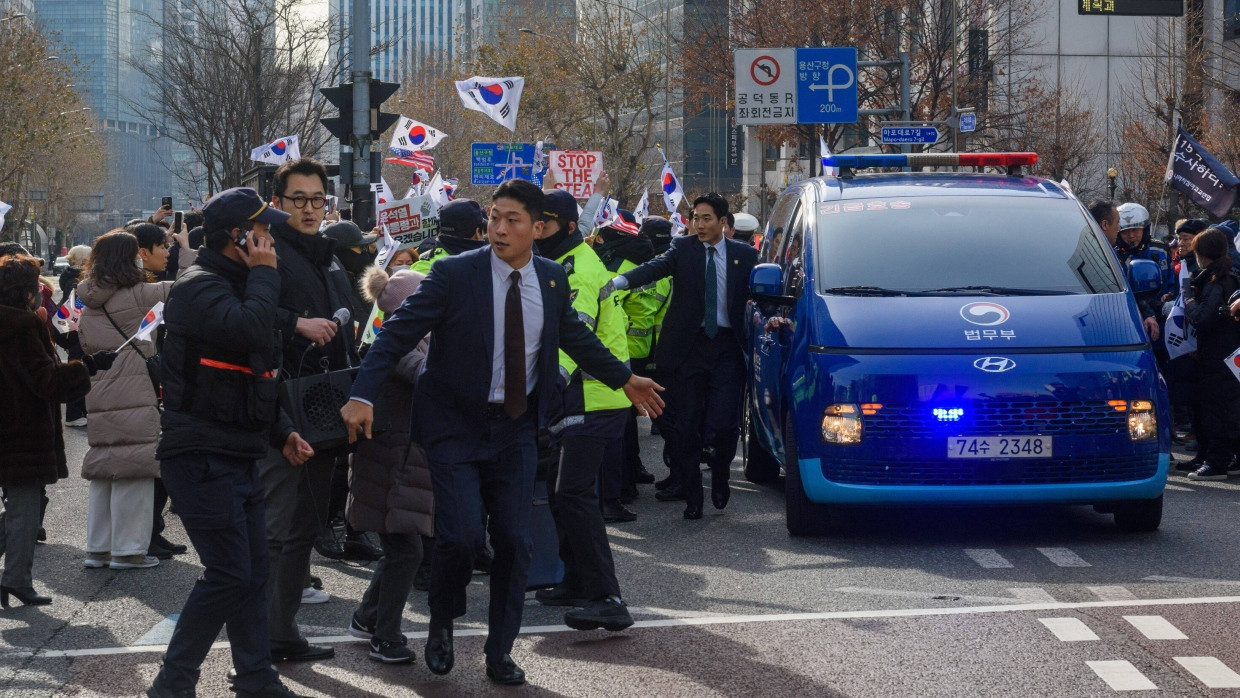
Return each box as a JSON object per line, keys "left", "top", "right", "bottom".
{"left": 270, "top": 222, "right": 359, "bottom": 378}
{"left": 157, "top": 249, "right": 293, "bottom": 461}
{"left": 346, "top": 337, "right": 433, "bottom": 537}
{"left": 1185, "top": 265, "right": 1240, "bottom": 362}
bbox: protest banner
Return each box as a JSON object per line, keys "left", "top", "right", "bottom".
{"left": 548, "top": 150, "right": 604, "bottom": 199}
{"left": 378, "top": 195, "right": 439, "bottom": 250}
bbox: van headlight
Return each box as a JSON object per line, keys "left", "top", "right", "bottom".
{"left": 1127, "top": 400, "right": 1156, "bottom": 441}
{"left": 822, "top": 404, "right": 863, "bottom": 444}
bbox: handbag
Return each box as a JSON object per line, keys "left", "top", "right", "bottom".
{"left": 101, "top": 304, "right": 162, "bottom": 401}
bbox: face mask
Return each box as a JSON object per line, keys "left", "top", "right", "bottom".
{"left": 389, "top": 264, "right": 410, "bottom": 274}
{"left": 136, "top": 255, "right": 144, "bottom": 269}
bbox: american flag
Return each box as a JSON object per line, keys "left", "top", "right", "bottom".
{"left": 387, "top": 147, "right": 435, "bottom": 172}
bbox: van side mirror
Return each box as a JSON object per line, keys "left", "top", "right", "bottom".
{"left": 750, "top": 263, "right": 795, "bottom": 305}
{"left": 1127, "top": 258, "right": 1161, "bottom": 294}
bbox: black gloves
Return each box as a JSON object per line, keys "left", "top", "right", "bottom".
{"left": 83, "top": 350, "right": 118, "bottom": 376}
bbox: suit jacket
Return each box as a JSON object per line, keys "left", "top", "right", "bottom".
{"left": 622, "top": 234, "right": 758, "bottom": 372}
{"left": 350, "top": 246, "right": 632, "bottom": 463}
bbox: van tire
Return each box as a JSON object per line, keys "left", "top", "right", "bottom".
{"left": 1112, "top": 495, "right": 1162, "bottom": 532}
{"left": 785, "top": 419, "right": 831, "bottom": 536}
{"left": 744, "top": 415, "right": 780, "bottom": 484}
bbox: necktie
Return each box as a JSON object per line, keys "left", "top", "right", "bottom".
{"left": 503, "top": 270, "right": 527, "bottom": 419}
{"left": 704, "top": 246, "right": 718, "bottom": 339}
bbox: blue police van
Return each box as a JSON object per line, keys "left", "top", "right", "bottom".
{"left": 744, "top": 153, "right": 1171, "bottom": 536}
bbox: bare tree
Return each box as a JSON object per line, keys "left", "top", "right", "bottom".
{"left": 128, "top": 0, "right": 344, "bottom": 196}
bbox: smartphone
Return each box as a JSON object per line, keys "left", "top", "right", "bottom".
{"left": 161, "top": 196, "right": 173, "bottom": 209}
{"left": 235, "top": 228, "right": 250, "bottom": 251}
{"left": 173, "top": 211, "right": 183, "bottom": 235}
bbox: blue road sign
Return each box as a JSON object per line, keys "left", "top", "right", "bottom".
{"left": 880, "top": 126, "right": 939, "bottom": 145}
{"left": 959, "top": 112, "right": 977, "bottom": 133}
{"left": 795, "top": 47, "right": 858, "bottom": 124}
{"left": 471, "top": 143, "right": 547, "bottom": 186}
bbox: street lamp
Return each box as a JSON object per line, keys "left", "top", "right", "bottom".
{"left": 518, "top": 27, "right": 549, "bottom": 38}
{"left": 1107, "top": 167, "right": 1118, "bottom": 201}
{"left": 0, "top": 13, "right": 27, "bottom": 23}
{"left": 58, "top": 108, "right": 91, "bottom": 116}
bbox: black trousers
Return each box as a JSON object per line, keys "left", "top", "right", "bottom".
{"left": 670, "top": 330, "right": 746, "bottom": 509}
{"left": 157, "top": 454, "right": 277, "bottom": 693}
{"left": 427, "top": 410, "right": 537, "bottom": 659}
{"left": 1195, "top": 364, "right": 1240, "bottom": 468}
{"left": 355, "top": 532, "right": 423, "bottom": 643}
{"left": 548, "top": 428, "right": 624, "bottom": 600}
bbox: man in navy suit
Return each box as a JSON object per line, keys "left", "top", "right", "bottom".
{"left": 602, "top": 193, "right": 758, "bottom": 519}
{"left": 341, "top": 179, "right": 663, "bottom": 686}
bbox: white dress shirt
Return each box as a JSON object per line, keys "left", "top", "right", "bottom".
{"left": 703, "top": 237, "right": 730, "bottom": 329}
{"left": 489, "top": 250, "right": 544, "bottom": 403}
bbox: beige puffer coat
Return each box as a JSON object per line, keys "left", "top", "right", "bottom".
{"left": 76, "top": 277, "right": 174, "bottom": 480}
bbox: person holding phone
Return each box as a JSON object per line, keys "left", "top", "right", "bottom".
{"left": 148, "top": 187, "right": 314, "bottom": 698}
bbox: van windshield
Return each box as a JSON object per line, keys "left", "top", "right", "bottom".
{"left": 813, "top": 197, "right": 1125, "bottom": 296}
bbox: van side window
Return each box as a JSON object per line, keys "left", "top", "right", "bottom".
{"left": 782, "top": 206, "right": 806, "bottom": 298}
{"left": 763, "top": 190, "right": 801, "bottom": 265}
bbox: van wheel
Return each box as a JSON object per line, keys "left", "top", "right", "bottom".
{"left": 1112, "top": 495, "right": 1162, "bottom": 532}
{"left": 743, "top": 412, "right": 780, "bottom": 484}
{"left": 785, "top": 419, "right": 831, "bottom": 536}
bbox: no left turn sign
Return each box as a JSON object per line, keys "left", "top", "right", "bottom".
{"left": 750, "top": 55, "right": 780, "bottom": 86}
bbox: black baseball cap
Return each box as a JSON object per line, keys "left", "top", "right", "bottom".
{"left": 323, "top": 221, "right": 378, "bottom": 247}
{"left": 541, "top": 189, "right": 579, "bottom": 224}
{"left": 203, "top": 187, "right": 290, "bottom": 232}
{"left": 640, "top": 217, "right": 673, "bottom": 251}
{"left": 439, "top": 199, "right": 486, "bottom": 238}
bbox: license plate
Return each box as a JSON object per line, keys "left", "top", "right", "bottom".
{"left": 947, "top": 436, "right": 1052, "bottom": 459}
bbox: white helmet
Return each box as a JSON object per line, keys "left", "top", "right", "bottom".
{"left": 1117, "top": 202, "right": 1149, "bottom": 231}
{"left": 732, "top": 212, "right": 760, "bottom": 233}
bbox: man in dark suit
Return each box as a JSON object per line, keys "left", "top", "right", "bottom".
{"left": 601, "top": 193, "right": 758, "bottom": 519}
{"left": 341, "top": 179, "right": 663, "bottom": 686}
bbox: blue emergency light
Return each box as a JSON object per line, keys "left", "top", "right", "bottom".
{"left": 933, "top": 407, "right": 965, "bottom": 422}
{"left": 824, "top": 152, "right": 1038, "bottom": 171}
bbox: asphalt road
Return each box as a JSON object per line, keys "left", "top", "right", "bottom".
{"left": 2, "top": 422, "right": 1238, "bottom": 697}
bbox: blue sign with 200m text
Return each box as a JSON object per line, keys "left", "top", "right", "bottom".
{"left": 794, "top": 47, "right": 858, "bottom": 124}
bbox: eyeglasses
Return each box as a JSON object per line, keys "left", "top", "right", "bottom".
{"left": 280, "top": 195, "right": 327, "bottom": 210}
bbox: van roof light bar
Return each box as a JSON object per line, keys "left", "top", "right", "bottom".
{"left": 826, "top": 152, "right": 1038, "bottom": 178}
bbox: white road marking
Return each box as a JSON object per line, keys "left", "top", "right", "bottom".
{"left": 1123, "top": 615, "right": 1188, "bottom": 640}
{"left": 18, "top": 594, "right": 1240, "bottom": 660}
{"left": 133, "top": 615, "right": 179, "bottom": 646}
{"left": 1009, "top": 587, "right": 1056, "bottom": 603}
{"left": 1087, "top": 660, "right": 1158, "bottom": 691}
{"left": 606, "top": 529, "right": 645, "bottom": 541}
{"left": 1144, "top": 575, "right": 1240, "bottom": 586}
{"left": 1163, "top": 483, "right": 1193, "bottom": 491}
{"left": 1037, "top": 547, "right": 1091, "bottom": 567}
{"left": 608, "top": 543, "right": 652, "bottom": 559}
{"left": 1090, "top": 586, "right": 1137, "bottom": 601}
{"left": 1039, "top": 617, "right": 1099, "bottom": 641}
{"left": 833, "top": 587, "right": 1019, "bottom": 604}
{"left": 965, "top": 548, "right": 1013, "bottom": 568}
{"left": 1174, "top": 657, "right": 1240, "bottom": 688}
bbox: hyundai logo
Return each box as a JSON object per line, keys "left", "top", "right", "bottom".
{"left": 973, "top": 357, "right": 1016, "bottom": 373}
{"left": 960, "top": 302, "right": 1011, "bottom": 326}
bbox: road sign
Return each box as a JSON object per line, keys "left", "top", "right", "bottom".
{"left": 795, "top": 47, "right": 858, "bottom": 124}
{"left": 734, "top": 48, "right": 797, "bottom": 125}
{"left": 470, "top": 142, "right": 547, "bottom": 186}
{"left": 959, "top": 112, "right": 977, "bottom": 133}
{"left": 881, "top": 126, "right": 939, "bottom": 145}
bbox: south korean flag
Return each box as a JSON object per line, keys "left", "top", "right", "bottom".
{"left": 455, "top": 76, "right": 525, "bottom": 132}
{"left": 390, "top": 117, "right": 447, "bottom": 152}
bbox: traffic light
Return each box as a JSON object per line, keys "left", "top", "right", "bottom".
{"left": 370, "top": 79, "right": 400, "bottom": 138}
{"left": 320, "top": 83, "right": 353, "bottom": 141}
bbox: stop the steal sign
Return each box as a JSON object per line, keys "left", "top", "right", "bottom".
{"left": 548, "top": 150, "right": 604, "bottom": 199}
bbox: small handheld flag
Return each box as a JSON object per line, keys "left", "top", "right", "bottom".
{"left": 1165, "top": 262, "right": 1197, "bottom": 360}
{"left": 455, "top": 76, "right": 525, "bottom": 132}
{"left": 819, "top": 134, "right": 839, "bottom": 177}
{"left": 391, "top": 118, "right": 446, "bottom": 152}
{"left": 53, "top": 302, "right": 74, "bottom": 334}
{"left": 0, "top": 201, "right": 10, "bottom": 230}
{"left": 251, "top": 136, "right": 300, "bottom": 166}
{"left": 117, "top": 301, "right": 165, "bottom": 350}
{"left": 633, "top": 190, "right": 649, "bottom": 223}
{"left": 669, "top": 212, "right": 688, "bottom": 236}
{"left": 659, "top": 159, "right": 683, "bottom": 213}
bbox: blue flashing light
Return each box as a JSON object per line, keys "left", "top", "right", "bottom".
{"left": 826, "top": 154, "right": 910, "bottom": 169}
{"left": 933, "top": 407, "right": 964, "bottom": 422}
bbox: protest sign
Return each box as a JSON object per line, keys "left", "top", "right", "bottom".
{"left": 1165, "top": 125, "right": 1240, "bottom": 218}
{"left": 378, "top": 195, "right": 439, "bottom": 250}
{"left": 548, "top": 150, "right": 604, "bottom": 199}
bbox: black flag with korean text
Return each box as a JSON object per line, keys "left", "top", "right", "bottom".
{"left": 1165, "top": 125, "right": 1239, "bottom": 218}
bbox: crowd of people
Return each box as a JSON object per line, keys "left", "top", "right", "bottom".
{"left": 0, "top": 154, "right": 762, "bottom": 696}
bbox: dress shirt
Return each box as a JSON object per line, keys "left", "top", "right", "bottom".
{"left": 703, "top": 237, "right": 730, "bottom": 329}
{"left": 489, "top": 250, "right": 543, "bottom": 402}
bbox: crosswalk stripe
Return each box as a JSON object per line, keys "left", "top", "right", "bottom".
{"left": 1087, "top": 660, "right": 1158, "bottom": 691}
{"left": 1037, "top": 547, "right": 1091, "bottom": 567}
{"left": 1123, "top": 615, "right": 1188, "bottom": 640}
{"left": 1009, "top": 587, "right": 1056, "bottom": 603}
{"left": 1039, "top": 617, "right": 1099, "bottom": 641}
{"left": 1174, "top": 657, "right": 1240, "bottom": 688}
{"left": 965, "top": 548, "right": 1013, "bottom": 568}
{"left": 1089, "top": 586, "right": 1137, "bottom": 601}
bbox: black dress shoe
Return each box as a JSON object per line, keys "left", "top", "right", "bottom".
{"left": 655, "top": 486, "right": 686, "bottom": 502}
{"left": 485, "top": 654, "right": 526, "bottom": 685}
{"left": 0, "top": 585, "right": 51, "bottom": 608}
{"left": 535, "top": 584, "right": 587, "bottom": 607}
{"left": 269, "top": 642, "right": 334, "bottom": 663}
{"left": 147, "top": 545, "right": 175, "bottom": 560}
{"left": 152, "top": 534, "right": 187, "bottom": 554}
{"left": 635, "top": 468, "right": 655, "bottom": 484}
{"left": 564, "top": 597, "right": 635, "bottom": 631}
{"left": 601, "top": 499, "right": 637, "bottom": 523}
{"left": 711, "top": 480, "right": 731, "bottom": 510}
{"left": 235, "top": 679, "right": 307, "bottom": 698}
{"left": 683, "top": 505, "right": 703, "bottom": 520}
{"left": 654, "top": 475, "right": 674, "bottom": 491}
{"left": 473, "top": 546, "right": 494, "bottom": 574}
{"left": 424, "top": 621, "right": 454, "bottom": 675}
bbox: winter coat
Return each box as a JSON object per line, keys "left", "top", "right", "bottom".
{"left": 0, "top": 306, "right": 92, "bottom": 487}
{"left": 76, "top": 276, "right": 174, "bottom": 480}
{"left": 1185, "top": 265, "right": 1240, "bottom": 363}
{"left": 346, "top": 338, "right": 434, "bottom": 537}
{"left": 270, "top": 222, "right": 359, "bottom": 378}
